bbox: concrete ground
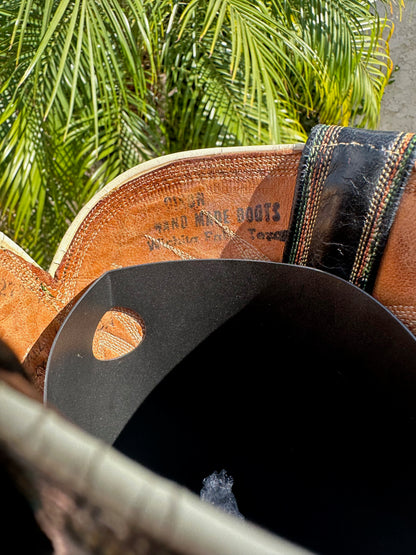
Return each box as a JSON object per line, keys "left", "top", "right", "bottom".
{"left": 378, "top": 0, "right": 416, "bottom": 132}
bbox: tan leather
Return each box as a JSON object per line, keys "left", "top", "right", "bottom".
{"left": 92, "top": 307, "right": 145, "bottom": 361}
{"left": 373, "top": 170, "right": 416, "bottom": 330}
{"left": 0, "top": 144, "right": 414, "bottom": 393}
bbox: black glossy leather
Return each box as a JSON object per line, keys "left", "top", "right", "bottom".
{"left": 284, "top": 124, "right": 416, "bottom": 292}
{"left": 44, "top": 259, "right": 416, "bottom": 555}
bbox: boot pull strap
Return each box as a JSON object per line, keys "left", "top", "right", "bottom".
{"left": 284, "top": 124, "right": 416, "bottom": 292}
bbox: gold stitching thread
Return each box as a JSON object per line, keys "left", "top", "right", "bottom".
{"left": 200, "top": 209, "right": 270, "bottom": 262}
{"left": 0, "top": 252, "right": 62, "bottom": 313}
{"left": 288, "top": 125, "right": 328, "bottom": 263}
{"left": 351, "top": 134, "right": 403, "bottom": 271}
{"left": 297, "top": 126, "right": 342, "bottom": 265}
{"left": 143, "top": 235, "right": 196, "bottom": 260}
{"left": 349, "top": 133, "right": 407, "bottom": 283}
{"left": 294, "top": 126, "right": 336, "bottom": 264}
{"left": 59, "top": 155, "right": 281, "bottom": 298}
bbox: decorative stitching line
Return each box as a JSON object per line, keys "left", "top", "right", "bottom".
{"left": 0, "top": 252, "right": 62, "bottom": 313}
{"left": 200, "top": 209, "right": 270, "bottom": 262}
{"left": 112, "top": 309, "right": 143, "bottom": 342}
{"left": 287, "top": 125, "right": 328, "bottom": 263}
{"left": 94, "top": 331, "right": 139, "bottom": 358}
{"left": 143, "top": 235, "right": 196, "bottom": 261}
{"left": 350, "top": 132, "right": 416, "bottom": 287}
{"left": 56, "top": 151, "right": 300, "bottom": 303}
{"left": 349, "top": 132, "right": 406, "bottom": 284}
{"left": 289, "top": 125, "right": 341, "bottom": 265}
{"left": 308, "top": 141, "right": 393, "bottom": 153}
{"left": 297, "top": 125, "right": 342, "bottom": 265}
{"left": 287, "top": 125, "right": 416, "bottom": 294}
{"left": 294, "top": 127, "right": 331, "bottom": 264}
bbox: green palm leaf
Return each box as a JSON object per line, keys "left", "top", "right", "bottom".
{"left": 0, "top": 0, "right": 395, "bottom": 266}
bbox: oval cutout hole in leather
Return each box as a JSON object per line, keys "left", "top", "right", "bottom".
{"left": 92, "top": 306, "right": 145, "bottom": 361}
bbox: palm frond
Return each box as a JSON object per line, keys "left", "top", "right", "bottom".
{"left": 287, "top": 0, "right": 393, "bottom": 128}
{"left": 0, "top": 0, "right": 398, "bottom": 266}
{"left": 179, "top": 0, "right": 318, "bottom": 142}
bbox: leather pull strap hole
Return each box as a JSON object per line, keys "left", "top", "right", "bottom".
{"left": 92, "top": 306, "right": 145, "bottom": 361}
